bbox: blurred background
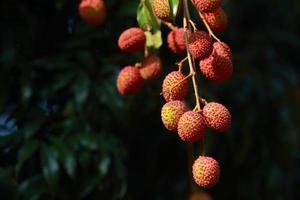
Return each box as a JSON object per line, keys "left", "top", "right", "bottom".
{"left": 0, "top": 0, "right": 300, "bottom": 199}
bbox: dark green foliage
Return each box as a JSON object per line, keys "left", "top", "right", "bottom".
{"left": 0, "top": 0, "right": 300, "bottom": 200}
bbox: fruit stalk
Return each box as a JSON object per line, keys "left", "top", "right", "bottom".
{"left": 182, "top": 0, "right": 201, "bottom": 112}
{"left": 198, "top": 11, "right": 221, "bottom": 42}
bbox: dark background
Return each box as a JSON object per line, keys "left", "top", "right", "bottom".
{"left": 0, "top": 0, "right": 300, "bottom": 199}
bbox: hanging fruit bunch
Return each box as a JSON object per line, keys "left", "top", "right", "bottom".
{"left": 79, "top": 0, "right": 234, "bottom": 191}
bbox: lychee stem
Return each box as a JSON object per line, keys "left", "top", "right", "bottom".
{"left": 198, "top": 11, "right": 221, "bottom": 42}
{"left": 182, "top": 0, "right": 201, "bottom": 112}
{"left": 161, "top": 21, "right": 177, "bottom": 30}
{"left": 188, "top": 19, "right": 198, "bottom": 31}
{"left": 176, "top": 56, "right": 188, "bottom": 72}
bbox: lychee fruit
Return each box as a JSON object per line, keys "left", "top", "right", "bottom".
{"left": 151, "top": 0, "right": 172, "bottom": 22}
{"left": 199, "top": 55, "right": 232, "bottom": 81}
{"left": 177, "top": 111, "right": 206, "bottom": 142}
{"left": 79, "top": 0, "right": 106, "bottom": 26}
{"left": 118, "top": 28, "right": 146, "bottom": 53}
{"left": 188, "top": 31, "right": 213, "bottom": 60}
{"left": 193, "top": 0, "right": 222, "bottom": 13}
{"left": 161, "top": 101, "right": 189, "bottom": 132}
{"left": 189, "top": 191, "right": 213, "bottom": 200}
{"left": 139, "top": 55, "right": 163, "bottom": 80}
{"left": 116, "top": 66, "right": 144, "bottom": 96}
{"left": 202, "top": 8, "right": 228, "bottom": 33}
{"left": 199, "top": 42, "right": 233, "bottom": 81}
{"left": 202, "top": 102, "right": 231, "bottom": 132}
{"left": 192, "top": 156, "right": 220, "bottom": 188}
{"left": 162, "top": 71, "right": 189, "bottom": 102}
{"left": 167, "top": 28, "right": 186, "bottom": 55}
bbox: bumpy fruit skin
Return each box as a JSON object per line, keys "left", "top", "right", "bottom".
{"left": 188, "top": 31, "right": 213, "bottom": 60}
{"left": 177, "top": 111, "right": 206, "bottom": 142}
{"left": 199, "top": 42, "right": 233, "bottom": 81}
{"left": 192, "top": 156, "right": 220, "bottom": 188}
{"left": 202, "top": 102, "right": 231, "bottom": 132}
{"left": 193, "top": 0, "right": 222, "bottom": 13}
{"left": 189, "top": 192, "right": 213, "bottom": 200}
{"left": 162, "top": 71, "right": 189, "bottom": 102}
{"left": 79, "top": 0, "right": 106, "bottom": 26}
{"left": 161, "top": 101, "right": 189, "bottom": 132}
{"left": 139, "top": 55, "right": 163, "bottom": 80}
{"left": 151, "top": 0, "right": 171, "bottom": 21}
{"left": 116, "top": 66, "right": 144, "bottom": 96}
{"left": 118, "top": 28, "right": 146, "bottom": 53}
{"left": 203, "top": 8, "right": 227, "bottom": 33}
{"left": 167, "top": 28, "right": 186, "bottom": 55}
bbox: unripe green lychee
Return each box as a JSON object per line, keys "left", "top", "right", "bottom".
{"left": 192, "top": 156, "right": 220, "bottom": 188}
{"left": 199, "top": 42, "right": 233, "bottom": 81}
{"left": 116, "top": 66, "right": 144, "bottom": 96}
{"left": 167, "top": 28, "right": 186, "bottom": 55}
{"left": 193, "top": 0, "right": 222, "bottom": 13}
{"left": 188, "top": 31, "right": 213, "bottom": 60}
{"left": 161, "top": 101, "right": 189, "bottom": 132}
{"left": 118, "top": 28, "right": 146, "bottom": 53}
{"left": 139, "top": 55, "right": 163, "bottom": 80}
{"left": 177, "top": 111, "right": 206, "bottom": 142}
{"left": 162, "top": 71, "right": 189, "bottom": 102}
{"left": 151, "top": 0, "right": 172, "bottom": 22}
{"left": 79, "top": 0, "right": 106, "bottom": 26}
{"left": 202, "top": 102, "right": 231, "bottom": 132}
{"left": 202, "top": 8, "right": 228, "bottom": 33}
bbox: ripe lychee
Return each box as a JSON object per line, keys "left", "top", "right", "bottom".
{"left": 167, "top": 28, "right": 186, "bottom": 55}
{"left": 202, "top": 102, "right": 231, "bottom": 132}
{"left": 192, "top": 156, "right": 220, "bottom": 188}
{"left": 116, "top": 66, "right": 144, "bottom": 96}
{"left": 162, "top": 71, "right": 189, "bottom": 102}
{"left": 189, "top": 191, "right": 213, "bottom": 200}
{"left": 177, "top": 111, "right": 206, "bottom": 142}
{"left": 202, "top": 8, "right": 228, "bottom": 33}
{"left": 193, "top": 0, "right": 222, "bottom": 13}
{"left": 79, "top": 0, "right": 106, "bottom": 26}
{"left": 199, "top": 42, "right": 233, "bottom": 81}
{"left": 118, "top": 28, "right": 146, "bottom": 53}
{"left": 139, "top": 55, "right": 163, "bottom": 80}
{"left": 161, "top": 101, "right": 189, "bottom": 132}
{"left": 151, "top": 0, "right": 171, "bottom": 22}
{"left": 188, "top": 31, "right": 213, "bottom": 60}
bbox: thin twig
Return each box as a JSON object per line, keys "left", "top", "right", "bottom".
{"left": 161, "top": 21, "right": 177, "bottom": 30}
{"left": 198, "top": 11, "right": 221, "bottom": 42}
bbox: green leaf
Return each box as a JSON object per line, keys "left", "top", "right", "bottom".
{"left": 145, "top": 31, "right": 163, "bottom": 50}
{"left": 168, "top": 0, "right": 180, "bottom": 21}
{"left": 50, "top": 138, "right": 76, "bottom": 179}
{"left": 17, "top": 175, "right": 47, "bottom": 200}
{"left": 137, "top": 1, "right": 160, "bottom": 31}
{"left": 40, "top": 145, "right": 59, "bottom": 192}
{"left": 16, "top": 140, "right": 40, "bottom": 174}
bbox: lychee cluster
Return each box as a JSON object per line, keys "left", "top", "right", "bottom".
{"left": 114, "top": 0, "right": 236, "bottom": 191}
{"left": 116, "top": 27, "right": 163, "bottom": 96}
{"left": 157, "top": 0, "right": 234, "bottom": 190}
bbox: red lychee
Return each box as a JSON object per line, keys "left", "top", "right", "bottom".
{"left": 177, "top": 111, "right": 206, "bottom": 142}
{"left": 116, "top": 66, "right": 144, "bottom": 96}
{"left": 199, "top": 42, "right": 233, "bottom": 81}
{"left": 161, "top": 101, "right": 189, "bottom": 132}
{"left": 167, "top": 28, "right": 186, "bottom": 55}
{"left": 202, "top": 8, "right": 228, "bottom": 33}
{"left": 118, "top": 28, "right": 146, "bottom": 53}
{"left": 188, "top": 31, "right": 213, "bottom": 60}
{"left": 79, "top": 0, "right": 106, "bottom": 26}
{"left": 162, "top": 71, "right": 189, "bottom": 102}
{"left": 139, "top": 55, "right": 163, "bottom": 80}
{"left": 192, "top": 156, "right": 220, "bottom": 188}
{"left": 193, "top": 0, "right": 222, "bottom": 13}
{"left": 202, "top": 102, "right": 231, "bottom": 132}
